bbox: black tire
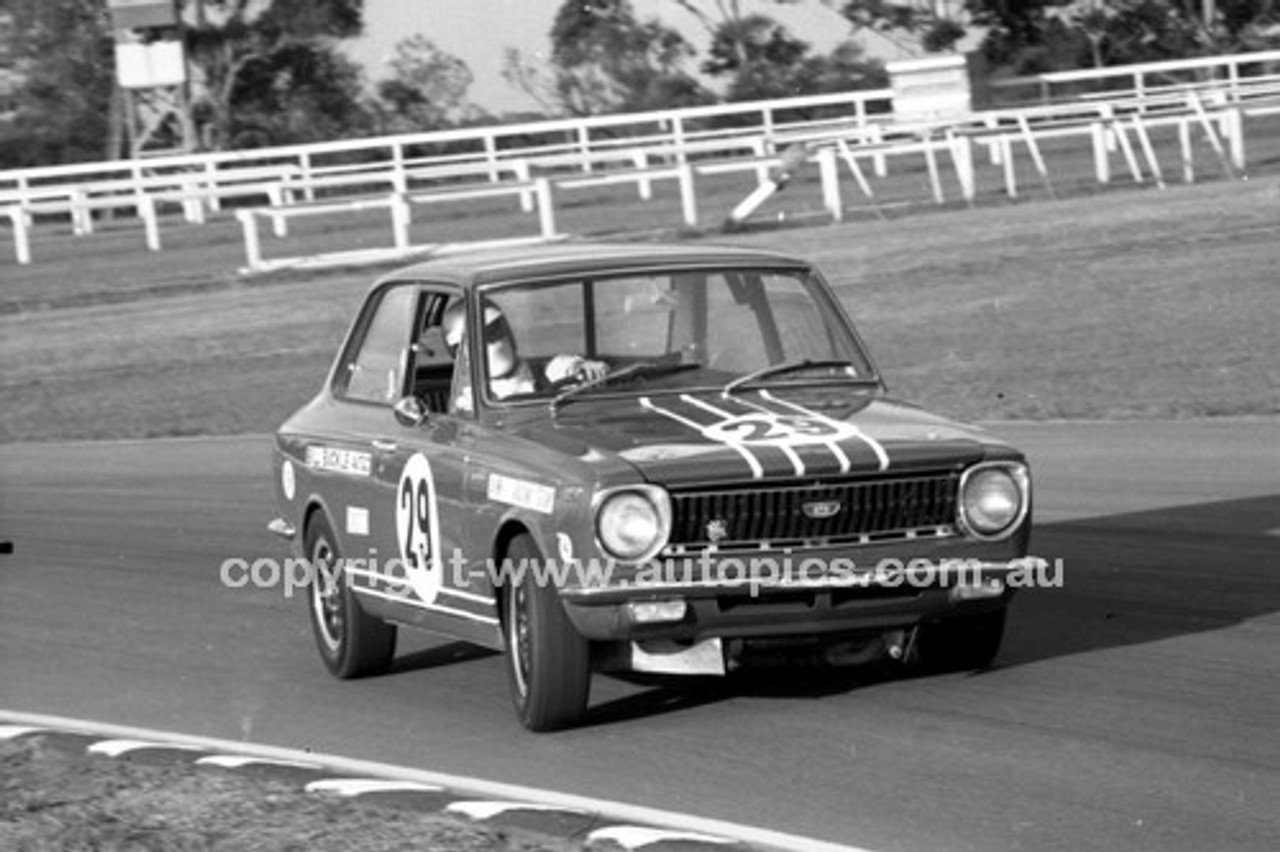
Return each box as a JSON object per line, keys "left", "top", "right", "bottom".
{"left": 305, "top": 513, "right": 396, "bottom": 679}
{"left": 502, "top": 534, "right": 591, "bottom": 731}
{"left": 913, "top": 608, "right": 1007, "bottom": 673}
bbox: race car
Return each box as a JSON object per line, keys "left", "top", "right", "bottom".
{"left": 268, "top": 241, "right": 1033, "bottom": 731}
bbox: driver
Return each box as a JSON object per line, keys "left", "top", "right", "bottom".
{"left": 442, "top": 301, "right": 607, "bottom": 407}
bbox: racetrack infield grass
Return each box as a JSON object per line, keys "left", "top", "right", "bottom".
{"left": 0, "top": 736, "right": 566, "bottom": 852}
{"left": 1, "top": 177, "right": 1277, "bottom": 443}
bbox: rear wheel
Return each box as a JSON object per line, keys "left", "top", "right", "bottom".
{"left": 913, "top": 608, "right": 1007, "bottom": 673}
{"left": 305, "top": 513, "right": 396, "bottom": 678}
{"left": 502, "top": 534, "right": 591, "bottom": 731}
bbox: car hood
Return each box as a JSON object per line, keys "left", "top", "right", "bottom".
{"left": 506, "top": 392, "right": 1002, "bottom": 486}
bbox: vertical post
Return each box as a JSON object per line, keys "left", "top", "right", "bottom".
{"left": 70, "top": 189, "right": 92, "bottom": 236}
{"left": 1000, "top": 134, "right": 1017, "bottom": 198}
{"left": 1178, "top": 119, "right": 1195, "bottom": 183}
{"left": 513, "top": 160, "right": 533, "bottom": 212}
{"left": 534, "top": 177, "right": 557, "bottom": 238}
{"left": 390, "top": 193, "right": 409, "bottom": 251}
{"left": 632, "top": 150, "right": 652, "bottom": 201}
{"left": 817, "top": 147, "right": 843, "bottom": 223}
{"left": 484, "top": 134, "right": 499, "bottom": 183}
{"left": 672, "top": 116, "right": 688, "bottom": 166}
{"left": 391, "top": 142, "right": 407, "bottom": 195}
{"left": 921, "top": 130, "right": 944, "bottom": 205}
{"left": 870, "top": 123, "right": 887, "bottom": 177}
{"left": 140, "top": 195, "right": 160, "bottom": 251}
{"left": 7, "top": 207, "right": 32, "bottom": 265}
{"left": 947, "top": 132, "right": 976, "bottom": 205}
{"left": 204, "top": 160, "right": 222, "bottom": 212}
{"left": 577, "top": 125, "right": 592, "bottom": 173}
{"left": 1091, "top": 122, "right": 1111, "bottom": 184}
{"left": 1225, "top": 107, "right": 1245, "bottom": 172}
{"left": 677, "top": 162, "right": 698, "bottom": 228}
{"left": 237, "top": 209, "right": 262, "bottom": 270}
{"left": 300, "top": 152, "right": 315, "bottom": 202}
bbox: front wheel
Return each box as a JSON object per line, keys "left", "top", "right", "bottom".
{"left": 913, "top": 608, "right": 1007, "bottom": 673}
{"left": 502, "top": 534, "right": 591, "bottom": 731}
{"left": 305, "top": 513, "right": 396, "bottom": 679}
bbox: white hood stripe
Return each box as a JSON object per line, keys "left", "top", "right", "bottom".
{"left": 680, "top": 395, "right": 805, "bottom": 476}
{"left": 640, "top": 397, "right": 764, "bottom": 478}
{"left": 731, "top": 394, "right": 851, "bottom": 474}
{"left": 759, "top": 390, "right": 889, "bottom": 472}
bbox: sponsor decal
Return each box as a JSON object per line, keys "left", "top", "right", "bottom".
{"left": 396, "top": 453, "right": 442, "bottom": 605}
{"left": 487, "top": 473, "right": 555, "bottom": 515}
{"left": 304, "top": 445, "right": 372, "bottom": 477}
{"left": 346, "top": 506, "right": 369, "bottom": 537}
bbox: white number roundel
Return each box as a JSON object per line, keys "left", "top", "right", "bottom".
{"left": 396, "top": 453, "right": 441, "bottom": 605}
{"left": 701, "top": 412, "right": 857, "bottom": 447}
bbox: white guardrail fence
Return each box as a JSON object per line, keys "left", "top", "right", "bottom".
{"left": 2, "top": 49, "right": 1279, "bottom": 270}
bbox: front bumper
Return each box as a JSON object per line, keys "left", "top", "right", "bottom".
{"left": 561, "top": 535, "right": 1030, "bottom": 642}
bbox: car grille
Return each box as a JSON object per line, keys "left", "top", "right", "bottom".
{"left": 664, "top": 472, "right": 959, "bottom": 553}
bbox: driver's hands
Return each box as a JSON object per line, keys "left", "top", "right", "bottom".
{"left": 546, "top": 354, "right": 608, "bottom": 384}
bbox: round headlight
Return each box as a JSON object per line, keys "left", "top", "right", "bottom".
{"left": 959, "top": 465, "right": 1025, "bottom": 538}
{"left": 596, "top": 490, "right": 667, "bottom": 561}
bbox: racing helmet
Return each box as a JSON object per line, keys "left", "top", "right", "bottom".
{"left": 441, "top": 300, "right": 518, "bottom": 379}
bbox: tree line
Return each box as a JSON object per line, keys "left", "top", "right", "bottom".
{"left": 1, "top": 0, "right": 1277, "bottom": 169}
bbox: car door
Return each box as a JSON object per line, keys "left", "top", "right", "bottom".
{"left": 333, "top": 284, "right": 501, "bottom": 648}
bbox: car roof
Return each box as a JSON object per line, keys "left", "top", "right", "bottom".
{"left": 375, "top": 240, "right": 811, "bottom": 289}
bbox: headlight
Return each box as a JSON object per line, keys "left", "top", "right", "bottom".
{"left": 595, "top": 487, "right": 671, "bottom": 562}
{"left": 958, "top": 463, "right": 1029, "bottom": 540}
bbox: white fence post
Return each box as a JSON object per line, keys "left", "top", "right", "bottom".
{"left": 947, "top": 132, "right": 976, "bottom": 204}
{"left": 1091, "top": 122, "right": 1111, "bottom": 184}
{"left": 1225, "top": 107, "right": 1245, "bottom": 172}
{"left": 514, "top": 160, "right": 534, "bottom": 212}
{"left": 140, "top": 196, "right": 160, "bottom": 251}
{"left": 4, "top": 206, "right": 31, "bottom": 265}
{"left": 817, "top": 146, "right": 842, "bottom": 223}
{"left": 677, "top": 162, "right": 698, "bottom": 228}
{"left": 391, "top": 192, "right": 410, "bottom": 250}
{"left": 1178, "top": 119, "right": 1195, "bottom": 183}
{"left": 237, "top": 209, "right": 262, "bottom": 270}
{"left": 534, "top": 177, "right": 557, "bottom": 238}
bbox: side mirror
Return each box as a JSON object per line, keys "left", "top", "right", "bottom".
{"left": 392, "top": 396, "right": 427, "bottom": 428}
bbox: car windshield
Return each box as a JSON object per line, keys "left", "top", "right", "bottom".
{"left": 474, "top": 267, "right": 876, "bottom": 405}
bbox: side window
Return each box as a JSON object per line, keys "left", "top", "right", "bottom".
{"left": 341, "top": 285, "right": 416, "bottom": 404}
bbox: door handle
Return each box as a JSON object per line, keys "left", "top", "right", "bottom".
{"left": 371, "top": 439, "right": 398, "bottom": 453}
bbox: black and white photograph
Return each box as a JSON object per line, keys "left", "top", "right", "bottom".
{"left": 2, "top": 2, "right": 1277, "bottom": 851}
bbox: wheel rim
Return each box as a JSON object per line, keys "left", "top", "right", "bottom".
{"left": 311, "top": 536, "right": 344, "bottom": 653}
{"left": 506, "top": 583, "right": 531, "bottom": 699}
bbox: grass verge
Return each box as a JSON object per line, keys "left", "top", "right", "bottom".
{"left": 1, "top": 177, "right": 1277, "bottom": 443}
{"left": 0, "top": 736, "right": 564, "bottom": 852}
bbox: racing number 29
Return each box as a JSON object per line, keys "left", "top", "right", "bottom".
{"left": 399, "top": 474, "right": 431, "bottom": 570}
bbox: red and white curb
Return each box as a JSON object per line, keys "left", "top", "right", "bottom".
{"left": 1, "top": 712, "right": 875, "bottom": 852}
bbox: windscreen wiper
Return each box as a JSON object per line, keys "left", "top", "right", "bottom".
{"left": 721, "top": 359, "right": 870, "bottom": 396}
{"left": 550, "top": 361, "right": 700, "bottom": 413}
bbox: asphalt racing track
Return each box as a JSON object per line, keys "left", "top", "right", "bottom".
{"left": 1, "top": 419, "right": 1278, "bottom": 852}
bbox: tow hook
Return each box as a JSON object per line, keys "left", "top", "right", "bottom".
{"left": 888, "top": 627, "right": 920, "bottom": 665}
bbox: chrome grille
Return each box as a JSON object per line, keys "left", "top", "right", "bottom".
{"left": 666, "top": 473, "right": 959, "bottom": 552}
